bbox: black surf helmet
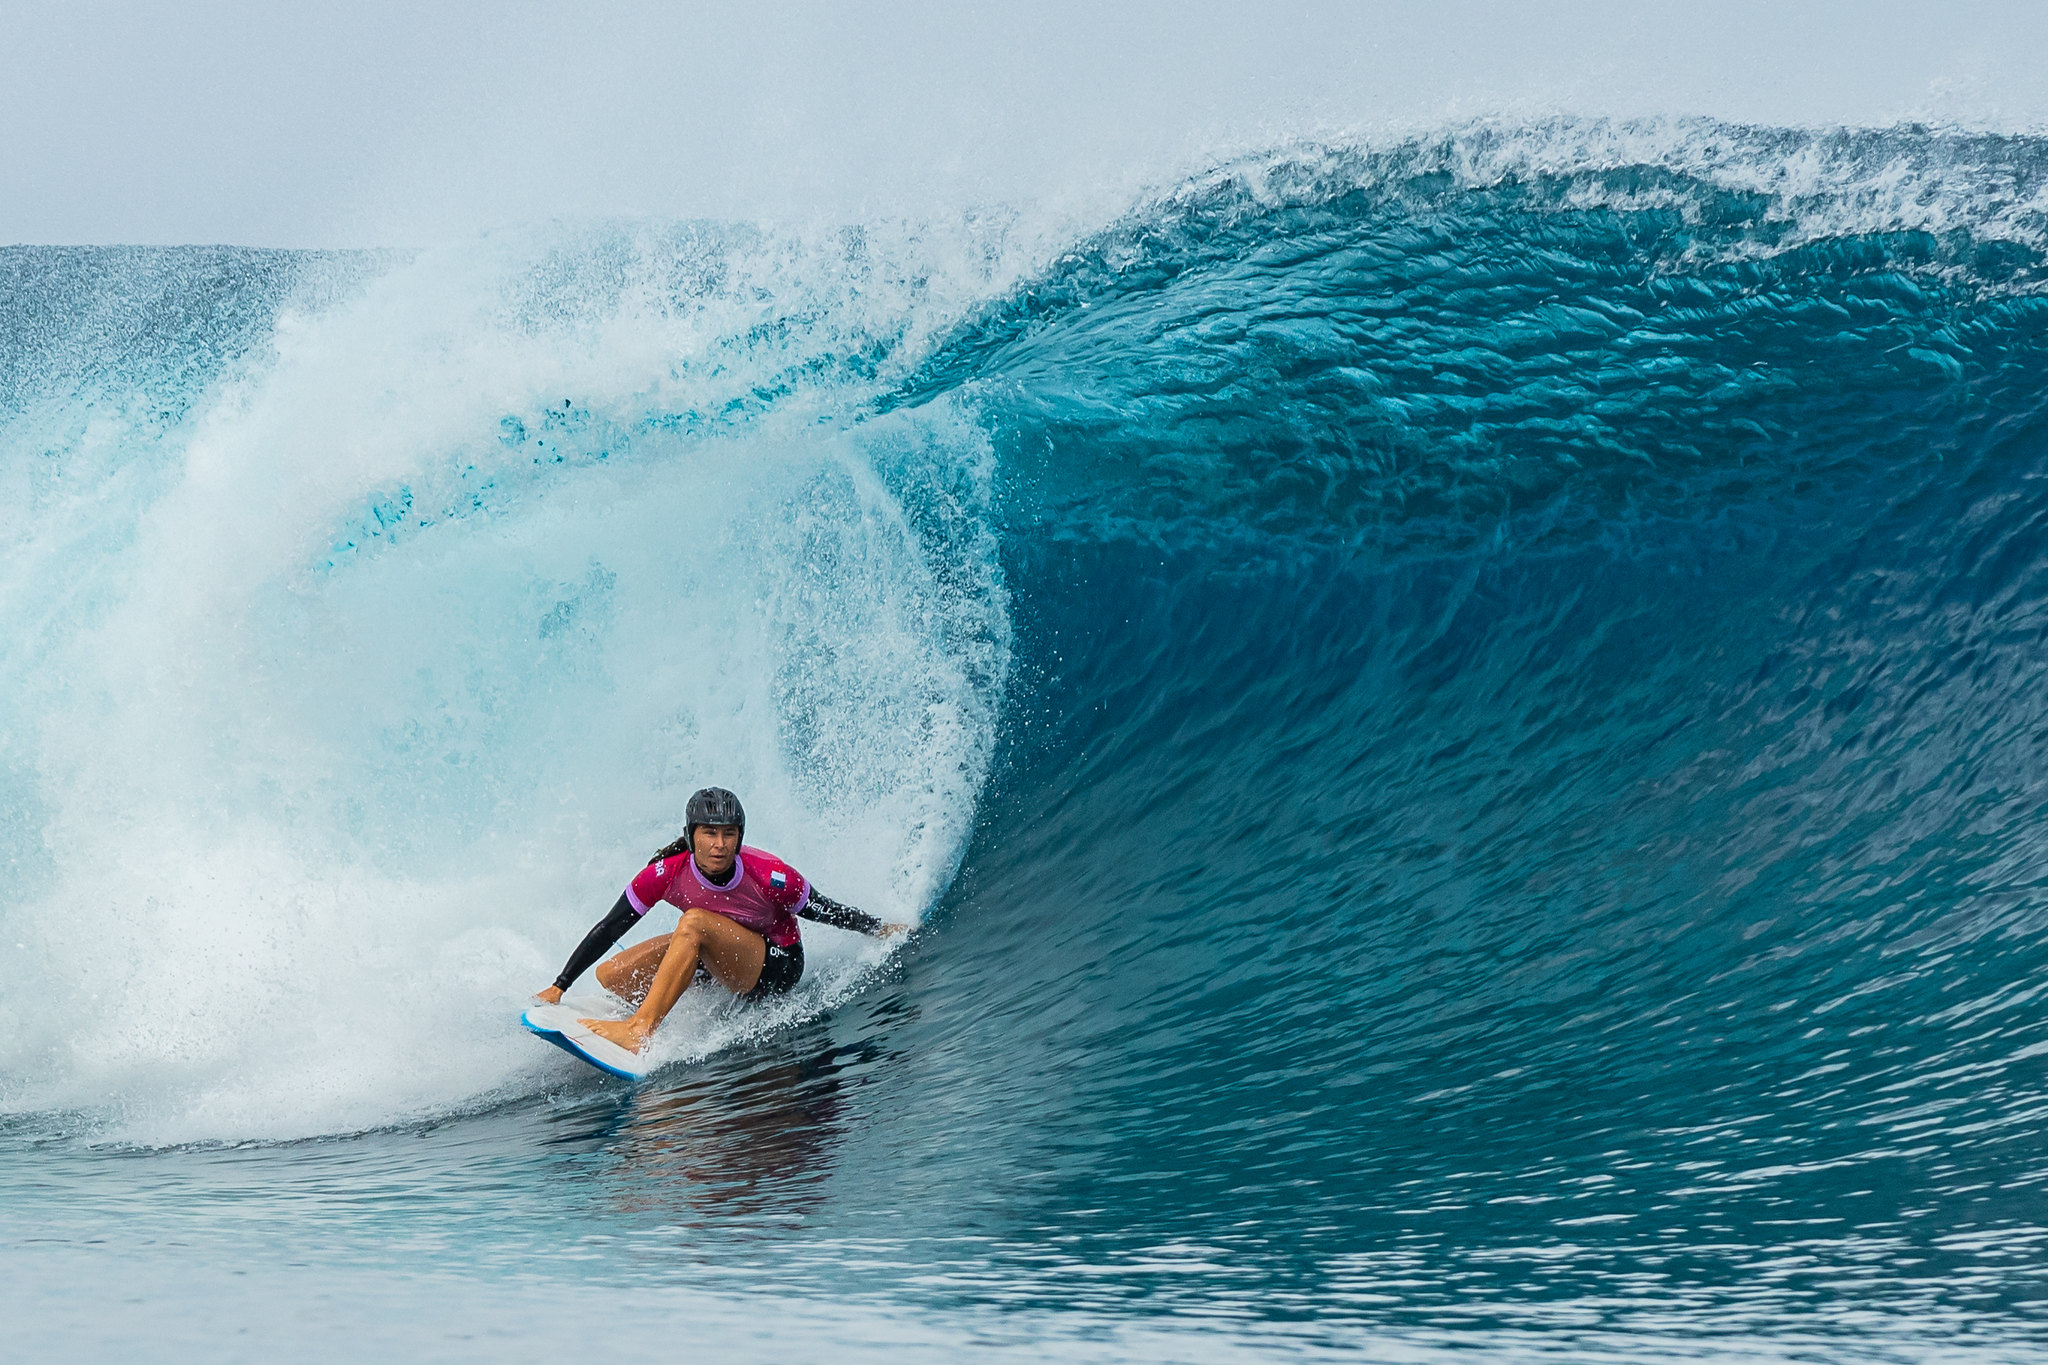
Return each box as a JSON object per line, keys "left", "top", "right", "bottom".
{"left": 685, "top": 786, "right": 745, "bottom": 846}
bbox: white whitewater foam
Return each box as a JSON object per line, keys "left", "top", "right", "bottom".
{"left": 0, "top": 223, "right": 1011, "bottom": 1144}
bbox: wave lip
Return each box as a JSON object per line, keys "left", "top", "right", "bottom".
{"left": 903, "top": 120, "right": 2048, "bottom": 559}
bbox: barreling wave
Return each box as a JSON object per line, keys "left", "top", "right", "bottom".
{"left": 7, "top": 117, "right": 2048, "bottom": 1341}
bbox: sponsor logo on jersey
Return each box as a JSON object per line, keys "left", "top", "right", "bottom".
{"left": 654, "top": 860, "right": 666, "bottom": 876}
{"left": 770, "top": 870, "right": 787, "bottom": 889}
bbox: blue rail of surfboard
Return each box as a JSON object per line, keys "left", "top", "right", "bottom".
{"left": 521, "top": 1012, "right": 645, "bottom": 1081}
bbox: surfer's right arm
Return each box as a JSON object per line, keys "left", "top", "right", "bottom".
{"left": 536, "top": 893, "right": 643, "bottom": 1001}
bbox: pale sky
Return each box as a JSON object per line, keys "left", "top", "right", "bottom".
{"left": 8, "top": 0, "right": 2048, "bottom": 247}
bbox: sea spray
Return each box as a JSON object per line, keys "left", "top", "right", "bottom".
{"left": 0, "top": 226, "right": 1010, "bottom": 1141}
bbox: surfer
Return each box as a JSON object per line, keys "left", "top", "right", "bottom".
{"left": 533, "top": 786, "right": 906, "bottom": 1054}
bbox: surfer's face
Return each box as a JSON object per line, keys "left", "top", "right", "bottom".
{"left": 692, "top": 823, "right": 741, "bottom": 875}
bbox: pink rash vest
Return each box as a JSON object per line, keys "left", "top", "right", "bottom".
{"left": 626, "top": 845, "right": 812, "bottom": 947}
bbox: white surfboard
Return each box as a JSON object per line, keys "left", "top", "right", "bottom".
{"left": 521, "top": 1004, "right": 653, "bottom": 1081}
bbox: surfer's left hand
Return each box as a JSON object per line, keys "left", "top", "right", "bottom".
{"left": 533, "top": 985, "right": 564, "bottom": 1004}
{"left": 880, "top": 923, "right": 910, "bottom": 939}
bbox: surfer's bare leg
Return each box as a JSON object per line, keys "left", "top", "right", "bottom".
{"left": 583, "top": 909, "right": 768, "bottom": 1052}
{"left": 594, "top": 934, "right": 671, "bottom": 1007}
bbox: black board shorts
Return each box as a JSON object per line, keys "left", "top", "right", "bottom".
{"left": 745, "top": 937, "right": 804, "bottom": 1001}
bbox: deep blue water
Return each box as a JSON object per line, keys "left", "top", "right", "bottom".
{"left": 8, "top": 122, "right": 2048, "bottom": 1360}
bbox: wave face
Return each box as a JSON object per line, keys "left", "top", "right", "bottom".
{"left": 10, "top": 123, "right": 2048, "bottom": 1352}
{"left": 894, "top": 125, "right": 2048, "bottom": 1342}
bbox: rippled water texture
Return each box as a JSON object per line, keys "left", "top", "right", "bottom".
{"left": 8, "top": 123, "right": 2048, "bottom": 1360}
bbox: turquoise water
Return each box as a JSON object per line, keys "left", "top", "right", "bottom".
{"left": 8, "top": 123, "right": 2048, "bottom": 1360}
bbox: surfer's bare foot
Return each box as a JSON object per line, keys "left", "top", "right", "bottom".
{"left": 582, "top": 1017, "right": 653, "bottom": 1053}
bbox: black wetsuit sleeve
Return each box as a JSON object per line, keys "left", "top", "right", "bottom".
{"left": 798, "top": 888, "right": 888, "bottom": 936}
{"left": 553, "top": 894, "right": 640, "bottom": 991}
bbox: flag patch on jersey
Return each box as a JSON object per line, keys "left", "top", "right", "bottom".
{"left": 769, "top": 871, "right": 788, "bottom": 889}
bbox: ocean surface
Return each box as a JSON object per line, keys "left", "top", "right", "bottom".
{"left": 8, "top": 121, "right": 2048, "bottom": 1361}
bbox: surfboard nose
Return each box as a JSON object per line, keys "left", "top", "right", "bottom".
{"left": 521, "top": 1006, "right": 651, "bottom": 1081}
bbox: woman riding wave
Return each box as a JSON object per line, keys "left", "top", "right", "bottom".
{"left": 533, "top": 786, "right": 906, "bottom": 1053}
